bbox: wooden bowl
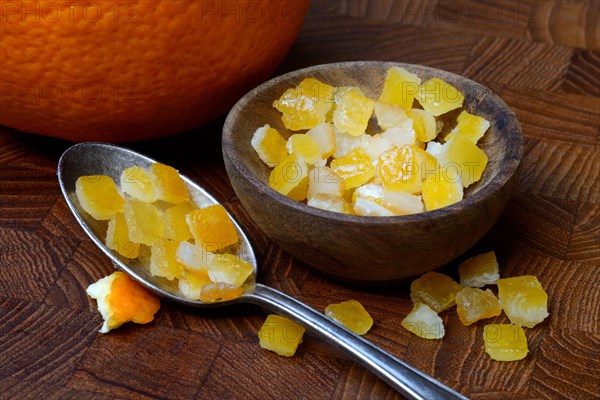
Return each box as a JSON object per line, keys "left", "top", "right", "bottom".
{"left": 222, "top": 61, "right": 523, "bottom": 285}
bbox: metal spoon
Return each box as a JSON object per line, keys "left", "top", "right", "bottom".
{"left": 58, "top": 142, "right": 468, "bottom": 400}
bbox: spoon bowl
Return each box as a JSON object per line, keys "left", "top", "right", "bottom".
{"left": 58, "top": 142, "right": 468, "bottom": 400}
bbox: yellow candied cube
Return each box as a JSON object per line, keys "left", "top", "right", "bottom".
{"left": 207, "top": 253, "right": 254, "bottom": 288}
{"left": 330, "top": 147, "right": 375, "bottom": 189}
{"left": 332, "top": 127, "right": 372, "bottom": 159}
{"left": 483, "top": 324, "right": 528, "bottom": 361}
{"left": 445, "top": 111, "right": 490, "bottom": 144}
{"left": 106, "top": 212, "right": 140, "bottom": 259}
{"left": 455, "top": 288, "right": 502, "bottom": 326}
{"left": 437, "top": 134, "right": 488, "bottom": 187}
{"left": 273, "top": 78, "right": 334, "bottom": 131}
{"left": 497, "top": 276, "right": 549, "bottom": 328}
{"left": 269, "top": 153, "right": 308, "bottom": 198}
{"left": 148, "top": 163, "right": 190, "bottom": 204}
{"left": 307, "top": 166, "right": 344, "bottom": 200}
{"left": 123, "top": 199, "right": 164, "bottom": 245}
{"left": 186, "top": 204, "right": 238, "bottom": 251}
{"left": 379, "top": 67, "right": 422, "bottom": 111}
{"left": 458, "top": 251, "right": 500, "bottom": 287}
{"left": 410, "top": 271, "right": 462, "bottom": 313}
{"left": 200, "top": 282, "right": 243, "bottom": 303}
{"left": 416, "top": 78, "right": 464, "bottom": 116}
{"left": 307, "top": 193, "right": 354, "bottom": 214}
{"left": 150, "top": 239, "right": 184, "bottom": 280}
{"left": 287, "top": 176, "right": 309, "bottom": 201}
{"left": 363, "top": 134, "right": 395, "bottom": 162}
{"left": 409, "top": 108, "right": 437, "bottom": 142}
{"left": 401, "top": 303, "right": 444, "bottom": 339}
{"left": 306, "top": 123, "right": 336, "bottom": 159}
{"left": 75, "top": 175, "right": 124, "bottom": 220}
{"left": 377, "top": 145, "right": 423, "bottom": 193}
{"left": 120, "top": 166, "right": 155, "bottom": 203}
{"left": 175, "top": 241, "right": 215, "bottom": 273}
{"left": 333, "top": 88, "right": 375, "bottom": 136}
{"left": 354, "top": 198, "right": 396, "bottom": 216}
{"left": 162, "top": 201, "right": 196, "bottom": 242}
{"left": 380, "top": 126, "right": 418, "bottom": 149}
{"left": 178, "top": 270, "right": 212, "bottom": 300}
{"left": 325, "top": 300, "right": 373, "bottom": 335}
{"left": 258, "top": 314, "right": 306, "bottom": 357}
{"left": 86, "top": 271, "right": 160, "bottom": 333}
{"left": 251, "top": 124, "right": 288, "bottom": 167}
{"left": 286, "top": 134, "right": 321, "bottom": 165}
{"left": 374, "top": 101, "right": 409, "bottom": 131}
{"left": 422, "top": 168, "right": 464, "bottom": 211}
{"left": 383, "top": 189, "right": 425, "bottom": 215}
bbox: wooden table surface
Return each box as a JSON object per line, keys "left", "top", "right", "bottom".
{"left": 1, "top": 1, "right": 599, "bottom": 399}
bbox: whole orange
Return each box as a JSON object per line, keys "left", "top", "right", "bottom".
{"left": 0, "top": 0, "right": 308, "bottom": 142}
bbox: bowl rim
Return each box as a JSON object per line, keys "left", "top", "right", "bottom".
{"left": 222, "top": 61, "right": 523, "bottom": 225}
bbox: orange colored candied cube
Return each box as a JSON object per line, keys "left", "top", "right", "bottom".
{"left": 377, "top": 145, "right": 423, "bottom": 193}
{"left": 287, "top": 176, "right": 309, "bottom": 202}
{"left": 162, "top": 200, "right": 196, "bottom": 242}
{"left": 445, "top": 110, "right": 490, "bottom": 144}
{"left": 207, "top": 253, "right": 254, "bottom": 288}
{"left": 175, "top": 241, "right": 215, "bottom": 273}
{"left": 458, "top": 251, "right": 500, "bottom": 287}
{"left": 186, "top": 204, "right": 238, "bottom": 251}
{"left": 178, "top": 270, "right": 212, "bottom": 300}
{"left": 258, "top": 314, "right": 306, "bottom": 357}
{"left": 497, "top": 276, "right": 549, "bottom": 328}
{"left": 123, "top": 199, "right": 164, "bottom": 245}
{"left": 273, "top": 78, "right": 334, "bottom": 131}
{"left": 455, "top": 288, "right": 502, "bottom": 326}
{"left": 148, "top": 163, "right": 190, "bottom": 204}
{"left": 378, "top": 66, "right": 422, "bottom": 111}
{"left": 333, "top": 88, "right": 375, "bottom": 136}
{"left": 483, "top": 324, "right": 528, "bottom": 361}
{"left": 415, "top": 78, "right": 464, "bottom": 116}
{"left": 76, "top": 175, "right": 124, "bottom": 220}
{"left": 330, "top": 147, "right": 375, "bottom": 189}
{"left": 251, "top": 124, "right": 288, "bottom": 167}
{"left": 120, "top": 166, "right": 155, "bottom": 203}
{"left": 325, "top": 300, "right": 373, "bottom": 335}
{"left": 106, "top": 212, "right": 140, "bottom": 259}
{"left": 401, "top": 303, "right": 444, "bottom": 339}
{"left": 150, "top": 239, "right": 185, "bottom": 280}
{"left": 410, "top": 271, "right": 462, "bottom": 313}
{"left": 86, "top": 271, "right": 160, "bottom": 333}
{"left": 200, "top": 282, "right": 243, "bottom": 303}
{"left": 437, "top": 134, "right": 488, "bottom": 188}
{"left": 269, "top": 153, "right": 309, "bottom": 198}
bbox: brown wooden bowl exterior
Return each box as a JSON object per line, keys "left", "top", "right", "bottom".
{"left": 223, "top": 61, "right": 523, "bottom": 285}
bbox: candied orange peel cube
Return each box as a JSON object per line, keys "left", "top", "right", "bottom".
{"left": 377, "top": 145, "right": 423, "bottom": 194}
{"left": 307, "top": 193, "right": 354, "bottom": 214}
{"left": 437, "top": 134, "right": 488, "bottom": 188}
{"left": 200, "top": 282, "right": 244, "bottom": 303}
{"left": 325, "top": 300, "right": 374, "bottom": 335}
{"left": 287, "top": 134, "right": 321, "bottom": 165}
{"left": 333, "top": 88, "right": 375, "bottom": 136}
{"left": 409, "top": 108, "right": 437, "bottom": 143}
{"left": 455, "top": 288, "right": 502, "bottom": 326}
{"left": 258, "top": 314, "right": 306, "bottom": 357}
{"left": 378, "top": 67, "right": 422, "bottom": 111}
{"left": 306, "top": 123, "right": 336, "bottom": 159}
{"left": 422, "top": 168, "right": 463, "bottom": 211}
{"left": 458, "top": 251, "right": 500, "bottom": 287}
{"left": 150, "top": 239, "right": 185, "bottom": 280}
{"left": 410, "top": 271, "right": 462, "bottom": 313}
{"left": 251, "top": 124, "right": 288, "bottom": 167}
{"left": 273, "top": 78, "right": 334, "bottom": 131}
{"left": 106, "top": 212, "right": 140, "bottom": 259}
{"left": 123, "top": 199, "right": 164, "bottom": 245}
{"left": 445, "top": 110, "right": 490, "bottom": 144}
{"left": 186, "top": 204, "right": 238, "bottom": 251}
{"left": 149, "top": 163, "right": 190, "bottom": 204}
{"left": 207, "top": 253, "right": 254, "bottom": 288}
{"left": 497, "top": 276, "right": 549, "bottom": 328}
{"left": 162, "top": 200, "right": 196, "bottom": 242}
{"left": 76, "top": 175, "right": 124, "bottom": 220}
{"left": 416, "top": 78, "right": 464, "bottom": 116}
{"left": 330, "top": 147, "right": 376, "bottom": 189}
{"left": 121, "top": 166, "right": 155, "bottom": 203}
{"left": 269, "top": 153, "right": 309, "bottom": 198}
{"left": 401, "top": 303, "right": 444, "bottom": 339}
{"left": 483, "top": 324, "right": 528, "bottom": 361}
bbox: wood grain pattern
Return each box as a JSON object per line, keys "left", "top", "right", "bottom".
{"left": 1, "top": 1, "right": 599, "bottom": 399}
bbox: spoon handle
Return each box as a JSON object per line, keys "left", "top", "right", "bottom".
{"left": 243, "top": 283, "right": 468, "bottom": 400}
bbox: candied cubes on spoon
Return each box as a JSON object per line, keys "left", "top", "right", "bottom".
{"left": 150, "top": 238, "right": 184, "bottom": 280}
{"left": 178, "top": 270, "right": 212, "bottom": 300}
{"left": 207, "top": 253, "right": 254, "bottom": 288}
{"left": 273, "top": 78, "right": 334, "bottom": 131}
{"left": 76, "top": 175, "right": 124, "bottom": 220}
{"left": 106, "top": 212, "right": 140, "bottom": 259}
{"left": 120, "top": 166, "right": 155, "bottom": 203}
{"left": 186, "top": 204, "right": 238, "bottom": 251}
{"left": 378, "top": 66, "right": 422, "bottom": 111}
{"left": 325, "top": 300, "right": 373, "bottom": 335}
{"left": 458, "top": 251, "right": 500, "bottom": 287}
{"left": 401, "top": 303, "right": 445, "bottom": 339}
{"left": 251, "top": 124, "right": 288, "bottom": 167}
{"left": 200, "top": 282, "right": 244, "bottom": 303}
{"left": 415, "top": 78, "right": 464, "bottom": 116}
{"left": 330, "top": 147, "right": 375, "bottom": 189}
{"left": 483, "top": 324, "right": 528, "bottom": 361}
{"left": 148, "top": 163, "right": 190, "bottom": 204}
{"left": 410, "top": 271, "right": 462, "bottom": 313}
{"left": 162, "top": 200, "right": 196, "bottom": 242}
{"left": 123, "top": 199, "right": 164, "bottom": 245}
{"left": 497, "top": 276, "right": 549, "bottom": 328}
{"left": 258, "top": 314, "right": 306, "bottom": 357}
{"left": 455, "top": 288, "right": 502, "bottom": 326}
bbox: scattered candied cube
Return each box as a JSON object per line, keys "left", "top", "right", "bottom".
{"left": 186, "top": 204, "right": 238, "bottom": 251}
{"left": 273, "top": 78, "right": 334, "bottom": 131}
{"left": 175, "top": 241, "right": 215, "bottom": 273}
{"left": 148, "top": 163, "right": 190, "bottom": 204}
{"left": 200, "top": 282, "right": 244, "bottom": 303}
{"left": 401, "top": 303, "right": 445, "bottom": 339}
{"left": 307, "top": 193, "right": 354, "bottom": 214}
{"left": 150, "top": 239, "right": 185, "bottom": 280}
{"left": 306, "top": 123, "right": 336, "bottom": 159}
{"left": 422, "top": 168, "right": 464, "bottom": 211}
{"left": 258, "top": 314, "right": 306, "bottom": 357}
{"left": 287, "top": 134, "right": 321, "bottom": 165}
{"left": 333, "top": 88, "right": 375, "bottom": 136}
{"left": 409, "top": 108, "right": 437, "bottom": 143}
{"left": 410, "top": 271, "right": 462, "bottom": 313}
{"left": 106, "top": 212, "right": 140, "bottom": 259}
{"left": 330, "top": 147, "right": 376, "bottom": 189}
{"left": 374, "top": 101, "right": 409, "bottom": 131}
{"left": 483, "top": 324, "right": 528, "bottom": 361}
{"left": 459, "top": 251, "right": 500, "bottom": 287}
{"left": 207, "top": 253, "right": 254, "bottom": 288}
{"left": 269, "top": 153, "right": 309, "bottom": 197}
{"left": 120, "top": 166, "right": 155, "bottom": 203}
{"left": 332, "top": 127, "right": 372, "bottom": 159}
{"left": 123, "top": 199, "right": 164, "bottom": 245}
{"left": 383, "top": 190, "right": 425, "bottom": 215}
{"left": 76, "top": 175, "right": 124, "bottom": 220}
{"left": 325, "top": 300, "right": 374, "bottom": 335}
{"left": 162, "top": 201, "right": 196, "bottom": 242}
{"left": 86, "top": 271, "right": 160, "bottom": 333}
{"left": 377, "top": 145, "right": 423, "bottom": 194}
{"left": 445, "top": 111, "right": 490, "bottom": 144}
{"left": 415, "top": 78, "right": 464, "bottom": 116}
{"left": 455, "top": 288, "right": 502, "bottom": 326}
{"left": 363, "top": 134, "right": 395, "bottom": 162}
{"left": 307, "top": 166, "right": 344, "bottom": 200}
{"left": 178, "top": 270, "right": 212, "bottom": 300}
{"left": 497, "top": 276, "right": 549, "bottom": 328}
{"left": 378, "top": 67, "right": 422, "bottom": 111}
{"left": 251, "top": 124, "right": 288, "bottom": 167}
{"left": 437, "top": 134, "right": 488, "bottom": 188}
